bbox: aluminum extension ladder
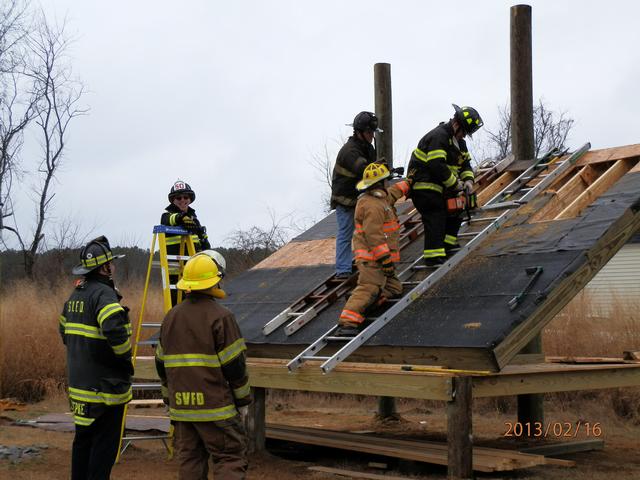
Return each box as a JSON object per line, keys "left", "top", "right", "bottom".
{"left": 288, "top": 143, "right": 591, "bottom": 374}
{"left": 262, "top": 206, "right": 425, "bottom": 337}
{"left": 117, "top": 225, "right": 197, "bottom": 460}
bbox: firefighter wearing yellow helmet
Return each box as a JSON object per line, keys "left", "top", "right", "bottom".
{"left": 337, "top": 163, "right": 411, "bottom": 335}
{"left": 155, "top": 252, "right": 250, "bottom": 478}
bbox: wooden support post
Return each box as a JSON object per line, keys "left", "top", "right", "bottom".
{"left": 511, "top": 4, "right": 544, "bottom": 429}
{"left": 447, "top": 376, "right": 473, "bottom": 480}
{"left": 247, "top": 387, "right": 266, "bottom": 453}
{"left": 374, "top": 63, "right": 393, "bottom": 168}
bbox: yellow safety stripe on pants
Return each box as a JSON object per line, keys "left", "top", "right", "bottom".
{"left": 81, "top": 251, "right": 113, "bottom": 268}
{"left": 169, "top": 404, "right": 238, "bottom": 422}
{"left": 218, "top": 338, "right": 247, "bottom": 365}
{"left": 165, "top": 235, "right": 201, "bottom": 246}
{"left": 59, "top": 315, "right": 66, "bottom": 327}
{"left": 112, "top": 339, "right": 131, "bottom": 355}
{"left": 333, "top": 163, "right": 358, "bottom": 178}
{"left": 413, "top": 148, "right": 447, "bottom": 164}
{"left": 233, "top": 381, "right": 251, "bottom": 400}
{"left": 444, "top": 235, "right": 458, "bottom": 245}
{"left": 423, "top": 248, "right": 446, "bottom": 259}
{"left": 97, "top": 303, "right": 124, "bottom": 327}
{"left": 73, "top": 415, "right": 96, "bottom": 427}
{"left": 64, "top": 322, "right": 107, "bottom": 340}
{"left": 413, "top": 182, "right": 443, "bottom": 194}
{"left": 169, "top": 213, "right": 180, "bottom": 226}
{"left": 69, "top": 386, "right": 132, "bottom": 405}
{"left": 162, "top": 353, "right": 221, "bottom": 368}
{"left": 460, "top": 170, "right": 474, "bottom": 181}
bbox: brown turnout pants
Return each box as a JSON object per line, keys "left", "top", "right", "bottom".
{"left": 174, "top": 417, "right": 248, "bottom": 480}
{"left": 339, "top": 261, "right": 402, "bottom": 326}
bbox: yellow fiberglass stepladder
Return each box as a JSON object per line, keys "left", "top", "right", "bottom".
{"left": 116, "top": 224, "right": 198, "bottom": 460}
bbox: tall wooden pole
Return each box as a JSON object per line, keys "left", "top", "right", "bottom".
{"left": 374, "top": 63, "right": 397, "bottom": 419}
{"left": 447, "top": 376, "right": 473, "bottom": 480}
{"left": 511, "top": 4, "right": 544, "bottom": 428}
{"left": 374, "top": 63, "right": 393, "bottom": 168}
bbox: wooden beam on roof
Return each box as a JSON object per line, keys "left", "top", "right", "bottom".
{"left": 554, "top": 158, "right": 636, "bottom": 220}
{"left": 247, "top": 359, "right": 454, "bottom": 401}
{"left": 477, "top": 171, "right": 518, "bottom": 206}
{"left": 473, "top": 364, "right": 640, "bottom": 397}
{"left": 576, "top": 143, "right": 640, "bottom": 166}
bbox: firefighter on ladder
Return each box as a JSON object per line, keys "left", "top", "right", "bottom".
{"left": 59, "top": 236, "right": 132, "bottom": 480}
{"left": 155, "top": 250, "right": 251, "bottom": 480}
{"left": 161, "top": 179, "right": 211, "bottom": 306}
{"left": 337, "top": 163, "right": 411, "bottom": 335}
{"left": 407, "top": 104, "right": 483, "bottom": 266}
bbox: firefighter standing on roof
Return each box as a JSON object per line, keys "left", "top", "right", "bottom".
{"left": 161, "top": 180, "right": 211, "bottom": 306}
{"left": 407, "top": 104, "right": 483, "bottom": 266}
{"left": 331, "top": 111, "right": 381, "bottom": 278}
{"left": 59, "top": 236, "right": 132, "bottom": 480}
{"left": 337, "top": 163, "right": 410, "bottom": 333}
{"left": 155, "top": 250, "right": 251, "bottom": 480}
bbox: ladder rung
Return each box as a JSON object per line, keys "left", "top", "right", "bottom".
{"left": 468, "top": 216, "right": 500, "bottom": 223}
{"left": 166, "top": 255, "right": 192, "bottom": 261}
{"left": 412, "top": 265, "right": 439, "bottom": 270}
{"left": 122, "top": 435, "right": 169, "bottom": 441}
{"left": 457, "top": 232, "right": 478, "bottom": 238}
{"left": 135, "top": 356, "right": 155, "bottom": 361}
{"left": 137, "top": 339, "right": 159, "bottom": 345}
{"left": 324, "top": 336, "right": 355, "bottom": 341}
{"left": 129, "top": 399, "right": 165, "bottom": 406}
{"left": 402, "top": 281, "right": 421, "bottom": 285}
{"left": 141, "top": 323, "right": 161, "bottom": 328}
{"left": 302, "top": 356, "right": 330, "bottom": 360}
{"left": 132, "top": 383, "right": 162, "bottom": 390}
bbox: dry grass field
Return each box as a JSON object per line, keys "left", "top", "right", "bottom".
{"left": 1, "top": 280, "right": 639, "bottom": 478}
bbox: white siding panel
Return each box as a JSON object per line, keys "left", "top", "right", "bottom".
{"left": 585, "top": 244, "right": 640, "bottom": 314}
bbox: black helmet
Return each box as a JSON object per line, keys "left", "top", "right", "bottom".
{"left": 452, "top": 104, "right": 484, "bottom": 137}
{"left": 72, "top": 235, "right": 125, "bottom": 275}
{"left": 168, "top": 180, "right": 196, "bottom": 203}
{"left": 347, "top": 111, "right": 383, "bottom": 133}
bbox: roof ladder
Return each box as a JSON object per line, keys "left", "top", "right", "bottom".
{"left": 287, "top": 143, "right": 591, "bottom": 373}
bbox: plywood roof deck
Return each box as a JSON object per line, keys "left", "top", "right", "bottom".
{"left": 224, "top": 143, "right": 640, "bottom": 371}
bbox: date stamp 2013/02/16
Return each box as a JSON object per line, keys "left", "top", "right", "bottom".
{"left": 503, "top": 421, "right": 603, "bottom": 438}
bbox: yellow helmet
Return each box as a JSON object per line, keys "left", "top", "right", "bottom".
{"left": 176, "top": 254, "right": 223, "bottom": 292}
{"left": 356, "top": 163, "right": 390, "bottom": 191}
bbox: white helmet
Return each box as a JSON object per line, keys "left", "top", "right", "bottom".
{"left": 194, "top": 250, "right": 226, "bottom": 278}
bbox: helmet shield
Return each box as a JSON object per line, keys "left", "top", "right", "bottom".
{"left": 168, "top": 180, "right": 196, "bottom": 203}
{"left": 356, "top": 163, "right": 391, "bottom": 191}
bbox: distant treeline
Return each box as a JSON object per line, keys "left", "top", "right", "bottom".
{"left": 0, "top": 245, "right": 275, "bottom": 291}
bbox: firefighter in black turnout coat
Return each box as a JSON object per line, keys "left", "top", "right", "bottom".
{"left": 407, "top": 104, "right": 483, "bottom": 265}
{"left": 59, "top": 235, "right": 132, "bottom": 480}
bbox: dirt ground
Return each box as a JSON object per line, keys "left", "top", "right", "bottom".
{"left": 1, "top": 394, "right": 639, "bottom": 480}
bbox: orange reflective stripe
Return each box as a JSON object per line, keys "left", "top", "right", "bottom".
{"left": 389, "top": 251, "right": 400, "bottom": 262}
{"left": 371, "top": 243, "right": 391, "bottom": 259}
{"left": 354, "top": 223, "right": 364, "bottom": 234}
{"left": 354, "top": 249, "right": 374, "bottom": 261}
{"left": 396, "top": 180, "right": 410, "bottom": 195}
{"left": 383, "top": 221, "right": 400, "bottom": 233}
{"left": 339, "top": 309, "right": 365, "bottom": 324}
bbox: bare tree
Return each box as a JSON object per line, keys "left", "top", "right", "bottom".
{"left": 0, "top": 0, "right": 35, "bottom": 234}
{"left": 481, "top": 99, "right": 574, "bottom": 161}
{"left": 308, "top": 137, "right": 345, "bottom": 214}
{"left": 1, "top": 12, "right": 87, "bottom": 276}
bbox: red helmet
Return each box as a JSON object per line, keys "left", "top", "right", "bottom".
{"left": 168, "top": 180, "right": 195, "bottom": 203}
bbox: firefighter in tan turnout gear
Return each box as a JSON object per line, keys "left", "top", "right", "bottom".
{"left": 155, "top": 250, "right": 251, "bottom": 480}
{"left": 59, "top": 235, "right": 132, "bottom": 480}
{"left": 337, "top": 163, "right": 411, "bottom": 335}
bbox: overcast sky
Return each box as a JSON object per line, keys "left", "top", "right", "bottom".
{"left": 7, "top": 0, "right": 640, "bottom": 250}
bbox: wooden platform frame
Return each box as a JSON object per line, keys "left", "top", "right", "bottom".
{"left": 247, "top": 359, "right": 640, "bottom": 480}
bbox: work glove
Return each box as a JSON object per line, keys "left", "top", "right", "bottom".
{"left": 455, "top": 179, "right": 464, "bottom": 192}
{"left": 380, "top": 258, "right": 395, "bottom": 277}
{"left": 463, "top": 180, "right": 474, "bottom": 195}
{"left": 238, "top": 405, "right": 249, "bottom": 422}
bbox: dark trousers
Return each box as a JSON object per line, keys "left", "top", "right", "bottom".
{"left": 412, "top": 192, "right": 462, "bottom": 259}
{"left": 71, "top": 404, "right": 125, "bottom": 480}
{"left": 174, "top": 417, "right": 248, "bottom": 480}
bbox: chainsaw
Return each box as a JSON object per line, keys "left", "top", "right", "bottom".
{"left": 446, "top": 190, "right": 477, "bottom": 221}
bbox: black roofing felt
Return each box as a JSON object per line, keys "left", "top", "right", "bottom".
{"left": 225, "top": 171, "right": 640, "bottom": 352}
